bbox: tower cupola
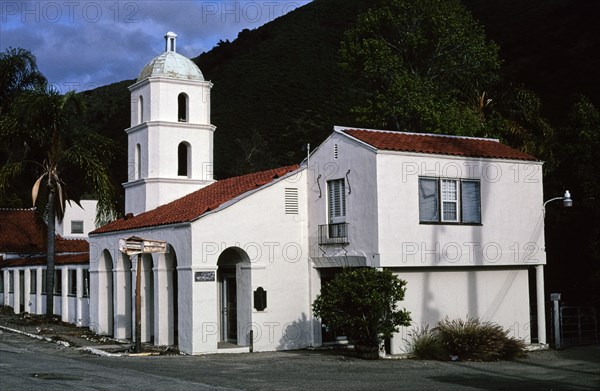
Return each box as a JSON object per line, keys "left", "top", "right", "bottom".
{"left": 124, "top": 32, "right": 216, "bottom": 215}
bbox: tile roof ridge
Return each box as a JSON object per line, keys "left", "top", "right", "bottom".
{"left": 336, "top": 125, "right": 499, "bottom": 142}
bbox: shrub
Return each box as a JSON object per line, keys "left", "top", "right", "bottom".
{"left": 433, "top": 316, "right": 526, "bottom": 361}
{"left": 407, "top": 325, "right": 447, "bottom": 360}
{"left": 312, "top": 268, "right": 411, "bottom": 359}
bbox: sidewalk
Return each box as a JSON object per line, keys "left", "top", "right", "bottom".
{"left": 0, "top": 306, "right": 178, "bottom": 355}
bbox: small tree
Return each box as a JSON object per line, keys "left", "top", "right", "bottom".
{"left": 312, "top": 268, "right": 411, "bottom": 358}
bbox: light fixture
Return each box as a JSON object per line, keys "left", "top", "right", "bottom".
{"left": 543, "top": 190, "right": 573, "bottom": 216}
{"left": 562, "top": 190, "right": 573, "bottom": 208}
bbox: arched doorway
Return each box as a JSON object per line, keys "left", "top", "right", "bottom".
{"left": 141, "top": 253, "right": 154, "bottom": 343}
{"left": 165, "top": 244, "right": 178, "bottom": 346}
{"left": 99, "top": 250, "right": 114, "bottom": 335}
{"left": 217, "top": 247, "right": 252, "bottom": 346}
{"left": 114, "top": 253, "right": 132, "bottom": 339}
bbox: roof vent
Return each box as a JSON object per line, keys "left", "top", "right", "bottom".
{"left": 165, "top": 31, "right": 177, "bottom": 52}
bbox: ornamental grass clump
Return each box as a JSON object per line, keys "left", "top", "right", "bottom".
{"left": 433, "top": 316, "right": 526, "bottom": 361}
{"left": 408, "top": 316, "right": 526, "bottom": 361}
{"left": 407, "top": 325, "right": 446, "bottom": 360}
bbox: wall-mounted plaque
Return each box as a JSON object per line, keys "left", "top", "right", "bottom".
{"left": 195, "top": 271, "right": 215, "bottom": 282}
{"left": 254, "top": 287, "right": 267, "bottom": 311}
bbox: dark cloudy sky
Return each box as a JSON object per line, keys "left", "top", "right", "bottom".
{"left": 1, "top": 1, "right": 310, "bottom": 92}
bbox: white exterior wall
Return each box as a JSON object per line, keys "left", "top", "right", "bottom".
{"left": 89, "top": 224, "right": 192, "bottom": 346}
{"left": 189, "top": 169, "right": 310, "bottom": 354}
{"left": 307, "top": 133, "right": 379, "bottom": 265}
{"left": 306, "top": 130, "right": 545, "bottom": 350}
{"left": 0, "top": 265, "right": 89, "bottom": 325}
{"left": 90, "top": 168, "right": 311, "bottom": 355}
{"left": 129, "top": 77, "right": 212, "bottom": 126}
{"left": 376, "top": 152, "right": 545, "bottom": 267}
{"left": 55, "top": 200, "right": 98, "bottom": 238}
{"left": 124, "top": 77, "right": 215, "bottom": 215}
{"left": 390, "top": 267, "right": 531, "bottom": 353}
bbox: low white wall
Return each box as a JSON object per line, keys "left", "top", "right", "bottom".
{"left": 390, "top": 267, "right": 531, "bottom": 354}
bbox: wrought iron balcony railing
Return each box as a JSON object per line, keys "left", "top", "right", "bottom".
{"left": 318, "top": 223, "right": 349, "bottom": 245}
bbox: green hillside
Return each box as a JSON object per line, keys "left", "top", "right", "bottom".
{"left": 81, "top": 0, "right": 599, "bottom": 184}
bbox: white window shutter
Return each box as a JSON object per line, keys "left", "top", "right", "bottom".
{"left": 461, "top": 181, "right": 481, "bottom": 223}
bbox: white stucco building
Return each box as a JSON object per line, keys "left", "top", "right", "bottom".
{"left": 1, "top": 208, "right": 90, "bottom": 326}
{"left": 55, "top": 200, "right": 98, "bottom": 238}
{"left": 88, "top": 32, "right": 548, "bottom": 354}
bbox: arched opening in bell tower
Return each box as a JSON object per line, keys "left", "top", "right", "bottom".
{"left": 177, "top": 142, "right": 191, "bottom": 177}
{"left": 177, "top": 93, "right": 188, "bottom": 122}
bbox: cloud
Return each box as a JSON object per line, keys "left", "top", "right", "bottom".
{"left": 0, "top": 1, "right": 310, "bottom": 91}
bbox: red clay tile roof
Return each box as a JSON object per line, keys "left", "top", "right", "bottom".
{"left": 0, "top": 209, "right": 88, "bottom": 253}
{"left": 92, "top": 165, "right": 300, "bottom": 235}
{"left": 2, "top": 253, "right": 88, "bottom": 268}
{"left": 343, "top": 128, "right": 538, "bottom": 161}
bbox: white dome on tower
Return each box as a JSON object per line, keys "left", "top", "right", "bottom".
{"left": 137, "top": 32, "right": 204, "bottom": 82}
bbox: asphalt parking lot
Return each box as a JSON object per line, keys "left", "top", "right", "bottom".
{"left": 1, "top": 328, "right": 599, "bottom": 390}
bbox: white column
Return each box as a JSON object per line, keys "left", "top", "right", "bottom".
{"left": 35, "top": 268, "right": 43, "bottom": 314}
{"left": 61, "top": 267, "right": 69, "bottom": 321}
{"left": 113, "top": 267, "right": 131, "bottom": 340}
{"left": 536, "top": 265, "right": 546, "bottom": 345}
{"left": 131, "top": 259, "right": 138, "bottom": 344}
{"left": 23, "top": 268, "right": 31, "bottom": 313}
{"left": 153, "top": 265, "right": 174, "bottom": 346}
{"left": 76, "top": 267, "right": 83, "bottom": 326}
{"left": 13, "top": 269, "right": 20, "bottom": 314}
{"left": 3, "top": 269, "right": 10, "bottom": 309}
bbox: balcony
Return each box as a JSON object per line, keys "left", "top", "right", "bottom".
{"left": 318, "top": 223, "right": 349, "bottom": 245}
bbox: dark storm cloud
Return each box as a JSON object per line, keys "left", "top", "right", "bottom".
{"left": 0, "top": 1, "right": 309, "bottom": 91}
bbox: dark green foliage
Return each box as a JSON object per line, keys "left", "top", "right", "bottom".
{"left": 312, "top": 268, "right": 411, "bottom": 350}
{"left": 544, "top": 96, "right": 600, "bottom": 306}
{"left": 0, "top": 47, "right": 47, "bottom": 115}
{"left": 341, "top": 0, "right": 501, "bottom": 134}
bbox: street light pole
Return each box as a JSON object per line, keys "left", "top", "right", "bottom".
{"left": 540, "top": 190, "right": 573, "bottom": 348}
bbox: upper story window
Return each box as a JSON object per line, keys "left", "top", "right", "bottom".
{"left": 328, "top": 179, "right": 346, "bottom": 224}
{"left": 319, "top": 178, "right": 348, "bottom": 244}
{"left": 419, "top": 177, "right": 481, "bottom": 224}
{"left": 71, "top": 220, "right": 84, "bottom": 234}
{"left": 178, "top": 93, "right": 188, "bottom": 122}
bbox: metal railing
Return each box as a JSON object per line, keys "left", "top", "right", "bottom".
{"left": 318, "top": 223, "right": 349, "bottom": 245}
{"left": 560, "top": 306, "right": 598, "bottom": 347}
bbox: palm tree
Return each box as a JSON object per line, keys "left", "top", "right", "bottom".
{"left": 0, "top": 86, "right": 116, "bottom": 318}
{"left": 0, "top": 47, "right": 47, "bottom": 116}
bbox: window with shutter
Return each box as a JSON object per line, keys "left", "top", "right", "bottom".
{"left": 328, "top": 179, "right": 346, "bottom": 224}
{"left": 419, "top": 178, "right": 439, "bottom": 222}
{"left": 461, "top": 180, "right": 481, "bottom": 224}
{"left": 419, "top": 177, "right": 481, "bottom": 224}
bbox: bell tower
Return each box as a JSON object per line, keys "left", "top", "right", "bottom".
{"left": 124, "top": 32, "right": 215, "bottom": 215}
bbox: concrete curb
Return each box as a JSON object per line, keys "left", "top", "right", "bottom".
{"left": 80, "top": 346, "right": 123, "bottom": 357}
{"left": 0, "top": 325, "right": 160, "bottom": 357}
{"left": 0, "top": 325, "right": 125, "bottom": 357}
{"left": 0, "top": 325, "right": 55, "bottom": 343}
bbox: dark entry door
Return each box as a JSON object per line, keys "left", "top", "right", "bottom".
{"left": 222, "top": 275, "right": 237, "bottom": 343}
